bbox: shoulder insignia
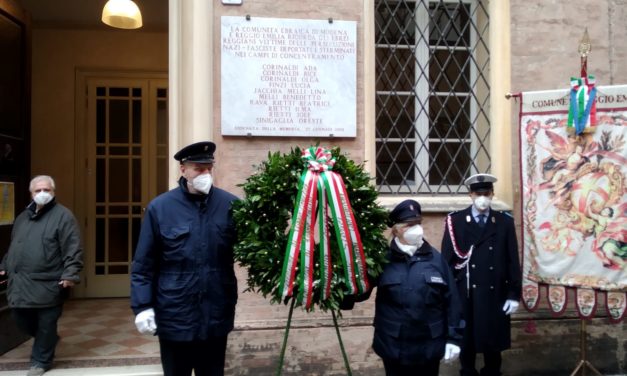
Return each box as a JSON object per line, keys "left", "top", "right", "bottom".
{"left": 502, "top": 210, "right": 513, "bottom": 218}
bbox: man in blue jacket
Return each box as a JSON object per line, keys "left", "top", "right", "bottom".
{"left": 131, "top": 141, "right": 238, "bottom": 376}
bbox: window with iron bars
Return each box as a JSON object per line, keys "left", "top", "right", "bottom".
{"left": 375, "top": 0, "right": 490, "bottom": 194}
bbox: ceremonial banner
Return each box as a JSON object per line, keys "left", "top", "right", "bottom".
{"left": 520, "top": 85, "right": 627, "bottom": 322}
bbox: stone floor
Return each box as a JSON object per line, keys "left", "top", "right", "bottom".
{"left": 2, "top": 298, "right": 623, "bottom": 376}
{"left": 0, "top": 299, "right": 160, "bottom": 373}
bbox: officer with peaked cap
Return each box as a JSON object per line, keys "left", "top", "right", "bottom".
{"left": 356, "top": 199, "right": 464, "bottom": 375}
{"left": 441, "top": 174, "right": 521, "bottom": 376}
{"left": 131, "top": 141, "right": 239, "bottom": 376}
{"left": 464, "top": 173, "right": 497, "bottom": 193}
{"left": 173, "top": 141, "right": 216, "bottom": 164}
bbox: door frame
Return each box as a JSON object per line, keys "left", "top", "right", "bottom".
{"left": 74, "top": 69, "right": 167, "bottom": 298}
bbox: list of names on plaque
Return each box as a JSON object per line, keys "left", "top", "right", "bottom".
{"left": 221, "top": 16, "right": 357, "bottom": 137}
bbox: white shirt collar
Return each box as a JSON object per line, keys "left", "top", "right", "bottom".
{"left": 471, "top": 206, "right": 490, "bottom": 220}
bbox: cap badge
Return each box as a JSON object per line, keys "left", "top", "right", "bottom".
{"left": 478, "top": 176, "right": 485, "bottom": 182}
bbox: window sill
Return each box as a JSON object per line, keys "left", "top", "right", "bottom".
{"left": 376, "top": 196, "right": 513, "bottom": 214}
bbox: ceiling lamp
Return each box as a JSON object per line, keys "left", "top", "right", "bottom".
{"left": 102, "top": 0, "right": 143, "bottom": 29}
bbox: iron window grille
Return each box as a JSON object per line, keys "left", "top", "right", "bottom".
{"left": 375, "top": 0, "right": 490, "bottom": 194}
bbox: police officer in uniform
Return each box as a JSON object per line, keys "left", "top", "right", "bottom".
{"left": 131, "top": 141, "right": 238, "bottom": 376}
{"left": 441, "top": 174, "right": 521, "bottom": 376}
{"left": 371, "top": 199, "right": 464, "bottom": 376}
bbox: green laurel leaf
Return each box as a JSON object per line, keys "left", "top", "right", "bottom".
{"left": 233, "top": 146, "right": 389, "bottom": 312}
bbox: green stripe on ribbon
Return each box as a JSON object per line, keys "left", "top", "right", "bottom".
{"left": 278, "top": 146, "right": 369, "bottom": 309}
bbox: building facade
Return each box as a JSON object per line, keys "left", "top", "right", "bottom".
{"left": 0, "top": 0, "right": 625, "bottom": 374}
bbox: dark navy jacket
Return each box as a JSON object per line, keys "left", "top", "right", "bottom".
{"left": 130, "top": 178, "right": 238, "bottom": 341}
{"left": 372, "top": 240, "right": 464, "bottom": 365}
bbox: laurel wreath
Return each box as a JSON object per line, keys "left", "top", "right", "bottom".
{"left": 232, "top": 147, "right": 389, "bottom": 312}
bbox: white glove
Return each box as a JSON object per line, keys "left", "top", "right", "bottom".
{"left": 443, "top": 343, "right": 460, "bottom": 363}
{"left": 134, "top": 308, "right": 157, "bottom": 335}
{"left": 502, "top": 299, "right": 520, "bottom": 315}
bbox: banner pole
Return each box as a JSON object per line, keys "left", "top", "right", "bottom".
{"left": 569, "top": 319, "right": 603, "bottom": 376}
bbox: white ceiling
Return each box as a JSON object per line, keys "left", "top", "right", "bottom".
{"left": 14, "top": 0, "right": 168, "bottom": 31}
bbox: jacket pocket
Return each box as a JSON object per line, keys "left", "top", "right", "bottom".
{"left": 156, "top": 272, "right": 196, "bottom": 321}
{"left": 159, "top": 225, "right": 191, "bottom": 261}
{"left": 424, "top": 271, "right": 447, "bottom": 306}
{"left": 19, "top": 274, "right": 61, "bottom": 306}
{"left": 372, "top": 316, "right": 403, "bottom": 361}
{"left": 428, "top": 319, "right": 445, "bottom": 338}
{"left": 378, "top": 272, "right": 404, "bottom": 304}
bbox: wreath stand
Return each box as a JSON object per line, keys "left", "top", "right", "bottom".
{"left": 569, "top": 320, "right": 602, "bottom": 376}
{"left": 275, "top": 298, "right": 353, "bottom": 376}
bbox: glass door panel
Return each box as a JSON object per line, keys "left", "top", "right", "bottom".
{"left": 85, "top": 77, "right": 167, "bottom": 297}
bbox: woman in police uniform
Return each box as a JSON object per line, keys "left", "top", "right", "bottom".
{"left": 371, "top": 199, "right": 464, "bottom": 376}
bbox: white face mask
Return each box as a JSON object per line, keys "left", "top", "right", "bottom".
{"left": 191, "top": 173, "right": 213, "bottom": 194}
{"left": 402, "top": 224, "right": 424, "bottom": 248}
{"left": 473, "top": 195, "right": 492, "bottom": 211}
{"left": 33, "top": 191, "right": 53, "bottom": 206}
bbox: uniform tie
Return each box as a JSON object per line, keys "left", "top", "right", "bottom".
{"left": 478, "top": 214, "right": 486, "bottom": 227}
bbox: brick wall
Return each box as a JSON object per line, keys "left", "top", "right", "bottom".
{"left": 215, "top": 1, "right": 627, "bottom": 374}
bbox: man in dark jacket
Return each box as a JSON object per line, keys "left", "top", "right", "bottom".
{"left": 441, "top": 174, "right": 522, "bottom": 376}
{"left": 371, "top": 199, "right": 464, "bottom": 376}
{"left": 131, "top": 141, "right": 238, "bottom": 376}
{"left": 0, "top": 175, "right": 83, "bottom": 376}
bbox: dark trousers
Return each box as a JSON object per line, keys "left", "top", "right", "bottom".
{"left": 11, "top": 305, "right": 63, "bottom": 369}
{"left": 159, "top": 336, "right": 228, "bottom": 376}
{"left": 459, "top": 344, "right": 502, "bottom": 376}
{"left": 383, "top": 359, "right": 440, "bottom": 376}
{"left": 460, "top": 296, "right": 502, "bottom": 376}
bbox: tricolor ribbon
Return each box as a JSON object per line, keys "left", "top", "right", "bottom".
{"left": 279, "top": 146, "right": 370, "bottom": 308}
{"left": 568, "top": 75, "right": 597, "bottom": 135}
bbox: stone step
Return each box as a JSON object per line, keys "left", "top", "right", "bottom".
{"left": 0, "top": 365, "right": 163, "bottom": 376}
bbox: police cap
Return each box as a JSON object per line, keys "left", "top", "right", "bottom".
{"left": 389, "top": 199, "right": 422, "bottom": 225}
{"left": 174, "top": 141, "right": 216, "bottom": 164}
{"left": 464, "top": 173, "right": 497, "bottom": 192}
